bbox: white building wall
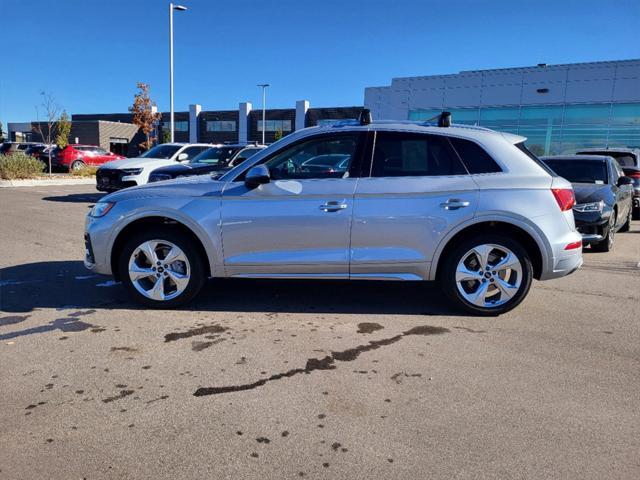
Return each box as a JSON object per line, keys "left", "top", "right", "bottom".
{"left": 365, "top": 59, "right": 640, "bottom": 120}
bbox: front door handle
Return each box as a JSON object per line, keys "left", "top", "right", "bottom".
{"left": 440, "top": 199, "right": 470, "bottom": 210}
{"left": 320, "top": 201, "right": 348, "bottom": 212}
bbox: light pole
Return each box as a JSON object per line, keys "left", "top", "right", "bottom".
{"left": 257, "top": 83, "right": 270, "bottom": 144}
{"left": 169, "top": 3, "right": 188, "bottom": 143}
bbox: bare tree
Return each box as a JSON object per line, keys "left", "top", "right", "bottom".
{"left": 33, "top": 91, "right": 61, "bottom": 176}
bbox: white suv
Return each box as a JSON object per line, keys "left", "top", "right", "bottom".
{"left": 96, "top": 143, "right": 211, "bottom": 192}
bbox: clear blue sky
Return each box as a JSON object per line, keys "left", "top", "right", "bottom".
{"left": 1, "top": 0, "right": 639, "bottom": 126}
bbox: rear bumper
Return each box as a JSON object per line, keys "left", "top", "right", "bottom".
{"left": 541, "top": 247, "right": 583, "bottom": 280}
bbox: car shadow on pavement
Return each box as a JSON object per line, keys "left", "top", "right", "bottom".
{"left": 41, "top": 193, "right": 106, "bottom": 203}
{"left": 0, "top": 261, "right": 464, "bottom": 316}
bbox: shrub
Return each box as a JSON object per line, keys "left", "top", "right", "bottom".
{"left": 70, "top": 165, "right": 98, "bottom": 177}
{"left": 0, "top": 152, "right": 45, "bottom": 180}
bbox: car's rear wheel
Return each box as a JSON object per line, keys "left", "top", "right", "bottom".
{"left": 70, "top": 160, "right": 85, "bottom": 171}
{"left": 441, "top": 234, "right": 533, "bottom": 316}
{"left": 118, "top": 229, "right": 206, "bottom": 308}
{"left": 592, "top": 213, "right": 615, "bottom": 252}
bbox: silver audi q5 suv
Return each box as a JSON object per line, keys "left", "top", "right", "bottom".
{"left": 84, "top": 112, "right": 583, "bottom": 315}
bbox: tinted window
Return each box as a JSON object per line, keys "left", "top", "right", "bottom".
{"left": 542, "top": 159, "right": 608, "bottom": 184}
{"left": 580, "top": 151, "right": 637, "bottom": 168}
{"left": 449, "top": 137, "right": 501, "bottom": 173}
{"left": 140, "top": 145, "right": 182, "bottom": 159}
{"left": 182, "top": 146, "right": 208, "bottom": 160}
{"left": 263, "top": 134, "right": 359, "bottom": 180}
{"left": 230, "top": 148, "right": 262, "bottom": 166}
{"left": 371, "top": 132, "right": 466, "bottom": 177}
{"left": 192, "top": 147, "right": 237, "bottom": 165}
{"left": 516, "top": 142, "right": 557, "bottom": 176}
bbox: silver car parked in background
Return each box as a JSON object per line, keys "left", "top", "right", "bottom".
{"left": 84, "top": 113, "right": 583, "bottom": 315}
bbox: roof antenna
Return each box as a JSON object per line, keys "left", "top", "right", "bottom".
{"left": 359, "top": 109, "right": 372, "bottom": 125}
{"left": 438, "top": 111, "right": 452, "bottom": 127}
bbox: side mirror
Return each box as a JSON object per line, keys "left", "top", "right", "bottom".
{"left": 177, "top": 153, "right": 188, "bottom": 161}
{"left": 617, "top": 176, "right": 633, "bottom": 186}
{"left": 245, "top": 165, "right": 270, "bottom": 188}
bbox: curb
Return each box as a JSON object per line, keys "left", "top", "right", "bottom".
{"left": 0, "top": 178, "right": 96, "bottom": 188}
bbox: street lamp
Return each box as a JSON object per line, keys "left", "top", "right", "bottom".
{"left": 257, "top": 83, "right": 270, "bottom": 144}
{"left": 169, "top": 3, "right": 188, "bottom": 143}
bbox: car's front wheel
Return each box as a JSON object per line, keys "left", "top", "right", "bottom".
{"left": 441, "top": 234, "right": 533, "bottom": 316}
{"left": 118, "top": 229, "right": 206, "bottom": 308}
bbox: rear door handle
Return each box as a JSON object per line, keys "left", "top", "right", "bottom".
{"left": 320, "top": 201, "right": 348, "bottom": 212}
{"left": 440, "top": 199, "right": 470, "bottom": 210}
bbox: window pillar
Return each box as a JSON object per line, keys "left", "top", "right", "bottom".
{"left": 296, "top": 100, "right": 309, "bottom": 131}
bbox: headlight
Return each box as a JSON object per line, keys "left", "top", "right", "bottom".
{"left": 89, "top": 202, "right": 115, "bottom": 218}
{"left": 573, "top": 200, "right": 604, "bottom": 213}
{"left": 122, "top": 168, "right": 143, "bottom": 175}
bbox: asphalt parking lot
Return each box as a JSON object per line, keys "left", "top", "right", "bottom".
{"left": 1, "top": 184, "right": 639, "bottom": 480}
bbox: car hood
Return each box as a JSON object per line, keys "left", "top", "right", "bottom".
{"left": 102, "top": 174, "right": 225, "bottom": 202}
{"left": 100, "top": 157, "right": 178, "bottom": 170}
{"left": 572, "top": 183, "right": 611, "bottom": 204}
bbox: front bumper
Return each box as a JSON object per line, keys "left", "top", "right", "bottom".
{"left": 96, "top": 169, "right": 139, "bottom": 192}
{"left": 573, "top": 210, "right": 611, "bottom": 245}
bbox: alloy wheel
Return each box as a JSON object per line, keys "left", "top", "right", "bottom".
{"left": 455, "top": 244, "right": 523, "bottom": 308}
{"left": 127, "top": 239, "right": 191, "bottom": 301}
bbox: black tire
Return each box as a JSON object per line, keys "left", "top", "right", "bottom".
{"left": 118, "top": 228, "right": 206, "bottom": 308}
{"left": 632, "top": 205, "right": 640, "bottom": 221}
{"left": 440, "top": 234, "right": 534, "bottom": 316}
{"left": 70, "top": 160, "right": 85, "bottom": 171}
{"left": 619, "top": 206, "right": 632, "bottom": 232}
{"left": 591, "top": 213, "right": 615, "bottom": 252}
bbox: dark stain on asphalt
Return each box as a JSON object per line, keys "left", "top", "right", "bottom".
{"left": 194, "top": 325, "right": 449, "bottom": 396}
{"left": 110, "top": 347, "right": 137, "bottom": 353}
{"left": 191, "top": 341, "right": 213, "bottom": 352}
{"left": 390, "top": 372, "right": 423, "bottom": 384}
{"left": 68, "top": 310, "right": 96, "bottom": 317}
{"left": 0, "top": 315, "right": 29, "bottom": 327}
{"left": 142, "top": 365, "right": 151, "bottom": 370}
{"left": 164, "top": 324, "right": 227, "bottom": 343}
{"left": 256, "top": 437, "right": 270, "bottom": 444}
{"left": 281, "top": 431, "right": 289, "bottom": 437}
{"left": 453, "top": 326, "right": 487, "bottom": 334}
{"left": 145, "top": 395, "right": 169, "bottom": 405}
{"left": 102, "top": 390, "right": 135, "bottom": 403}
{"left": 602, "top": 331, "right": 614, "bottom": 334}
{"left": 357, "top": 322, "right": 384, "bottom": 334}
{"left": 90, "top": 327, "right": 106, "bottom": 333}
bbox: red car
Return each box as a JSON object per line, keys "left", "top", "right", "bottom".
{"left": 54, "top": 144, "right": 125, "bottom": 171}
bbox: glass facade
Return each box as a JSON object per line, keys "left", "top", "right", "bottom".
{"left": 206, "top": 120, "right": 236, "bottom": 132}
{"left": 257, "top": 120, "right": 292, "bottom": 132}
{"left": 409, "top": 102, "right": 640, "bottom": 155}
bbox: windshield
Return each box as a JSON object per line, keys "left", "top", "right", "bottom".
{"left": 542, "top": 159, "right": 608, "bottom": 184}
{"left": 140, "top": 145, "right": 182, "bottom": 159}
{"left": 581, "top": 151, "right": 637, "bottom": 168}
{"left": 191, "top": 147, "right": 237, "bottom": 165}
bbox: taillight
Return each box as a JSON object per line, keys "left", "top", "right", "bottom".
{"left": 627, "top": 171, "right": 640, "bottom": 179}
{"left": 551, "top": 188, "right": 575, "bottom": 211}
{"left": 564, "top": 240, "right": 582, "bottom": 250}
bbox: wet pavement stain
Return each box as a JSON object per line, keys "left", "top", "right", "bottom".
{"left": 145, "top": 395, "right": 169, "bottom": 405}
{"left": 357, "top": 322, "right": 384, "bottom": 334}
{"left": 68, "top": 310, "right": 97, "bottom": 317}
{"left": 256, "top": 437, "right": 270, "bottom": 444}
{"left": 194, "top": 325, "right": 449, "bottom": 397}
{"left": 110, "top": 347, "right": 137, "bottom": 353}
{"left": 191, "top": 341, "right": 213, "bottom": 352}
{"left": 102, "top": 390, "right": 135, "bottom": 403}
{"left": 0, "top": 315, "right": 30, "bottom": 327}
{"left": 453, "top": 326, "right": 487, "bottom": 334}
{"left": 390, "top": 372, "right": 423, "bottom": 384}
{"left": 164, "top": 324, "right": 227, "bottom": 342}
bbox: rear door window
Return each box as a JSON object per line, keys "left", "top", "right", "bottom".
{"left": 448, "top": 137, "right": 502, "bottom": 173}
{"left": 370, "top": 132, "right": 466, "bottom": 177}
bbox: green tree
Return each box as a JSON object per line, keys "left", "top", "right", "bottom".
{"left": 274, "top": 128, "right": 283, "bottom": 141}
{"left": 56, "top": 110, "right": 72, "bottom": 148}
{"left": 161, "top": 129, "right": 171, "bottom": 144}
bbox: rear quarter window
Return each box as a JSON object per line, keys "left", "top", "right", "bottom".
{"left": 448, "top": 137, "right": 502, "bottom": 174}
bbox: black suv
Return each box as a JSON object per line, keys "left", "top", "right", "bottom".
{"left": 148, "top": 144, "right": 265, "bottom": 183}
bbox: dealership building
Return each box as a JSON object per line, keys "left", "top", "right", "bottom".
{"left": 364, "top": 59, "right": 640, "bottom": 155}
